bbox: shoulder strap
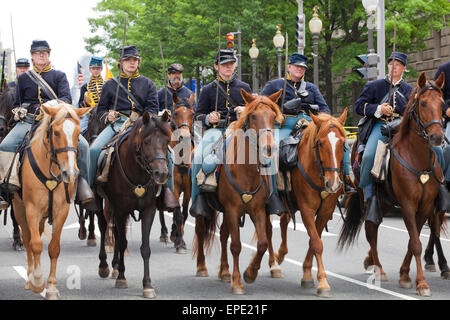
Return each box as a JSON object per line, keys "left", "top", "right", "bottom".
{"left": 380, "top": 83, "right": 401, "bottom": 104}
{"left": 112, "top": 77, "right": 144, "bottom": 113}
{"left": 26, "top": 70, "right": 58, "bottom": 100}
{"left": 213, "top": 80, "right": 238, "bottom": 109}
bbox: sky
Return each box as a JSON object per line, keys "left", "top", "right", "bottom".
{"left": 0, "top": 0, "right": 101, "bottom": 88}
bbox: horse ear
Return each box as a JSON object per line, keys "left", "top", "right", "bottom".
{"left": 337, "top": 107, "right": 348, "bottom": 126}
{"left": 309, "top": 111, "right": 323, "bottom": 127}
{"left": 417, "top": 71, "right": 427, "bottom": 88}
{"left": 435, "top": 72, "right": 445, "bottom": 89}
{"left": 268, "top": 89, "right": 283, "bottom": 104}
{"left": 161, "top": 109, "right": 171, "bottom": 122}
{"left": 142, "top": 111, "right": 150, "bottom": 124}
{"left": 189, "top": 93, "right": 195, "bottom": 106}
{"left": 241, "top": 89, "right": 255, "bottom": 105}
{"left": 74, "top": 106, "right": 93, "bottom": 118}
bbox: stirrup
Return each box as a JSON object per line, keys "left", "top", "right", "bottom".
{"left": 266, "top": 193, "right": 287, "bottom": 216}
{"left": 189, "top": 193, "right": 214, "bottom": 219}
{"left": 365, "top": 195, "right": 382, "bottom": 225}
{"left": 76, "top": 177, "right": 97, "bottom": 211}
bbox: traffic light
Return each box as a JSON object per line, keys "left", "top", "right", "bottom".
{"left": 295, "top": 14, "right": 305, "bottom": 50}
{"left": 226, "top": 33, "right": 235, "bottom": 49}
{"left": 354, "top": 53, "right": 379, "bottom": 80}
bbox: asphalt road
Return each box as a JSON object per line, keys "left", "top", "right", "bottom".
{"left": 1, "top": 203, "right": 450, "bottom": 303}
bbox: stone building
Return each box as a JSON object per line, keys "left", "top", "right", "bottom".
{"left": 0, "top": 40, "right": 13, "bottom": 81}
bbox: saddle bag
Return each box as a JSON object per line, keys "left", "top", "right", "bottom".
{"left": 279, "top": 134, "right": 301, "bottom": 171}
{"left": 357, "top": 116, "right": 376, "bottom": 145}
{"left": 380, "top": 118, "right": 402, "bottom": 138}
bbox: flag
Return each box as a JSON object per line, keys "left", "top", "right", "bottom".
{"left": 104, "top": 55, "right": 114, "bottom": 80}
{"left": 77, "top": 61, "right": 84, "bottom": 88}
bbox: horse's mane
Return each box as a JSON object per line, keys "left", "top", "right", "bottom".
{"left": 131, "top": 113, "right": 172, "bottom": 138}
{"left": 301, "top": 113, "right": 347, "bottom": 159}
{"left": 32, "top": 103, "right": 80, "bottom": 145}
{"left": 0, "top": 86, "right": 15, "bottom": 116}
{"left": 234, "top": 95, "right": 284, "bottom": 130}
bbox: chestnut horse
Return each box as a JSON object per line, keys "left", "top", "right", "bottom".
{"left": 12, "top": 102, "right": 90, "bottom": 299}
{"left": 338, "top": 72, "right": 445, "bottom": 296}
{"left": 158, "top": 93, "right": 194, "bottom": 253}
{"left": 97, "top": 111, "right": 173, "bottom": 298}
{"left": 274, "top": 109, "right": 348, "bottom": 298}
{"left": 193, "top": 89, "right": 284, "bottom": 295}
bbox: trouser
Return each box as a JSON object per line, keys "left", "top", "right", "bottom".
{"left": 0, "top": 116, "right": 90, "bottom": 181}
{"left": 191, "top": 127, "right": 224, "bottom": 203}
{"left": 88, "top": 115, "right": 174, "bottom": 190}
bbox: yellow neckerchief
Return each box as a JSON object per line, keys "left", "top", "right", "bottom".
{"left": 87, "top": 75, "right": 104, "bottom": 104}
{"left": 33, "top": 64, "right": 52, "bottom": 104}
{"left": 119, "top": 70, "right": 140, "bottom": 111}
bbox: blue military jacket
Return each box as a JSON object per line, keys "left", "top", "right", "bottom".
{"left": 158, "top": 85, "right": 195, "bottom": 112}
{"left": 78, "top": 77, "right": 104, "bottom": 108}
{"left": 97, "top": 74, "right": 159, "bottom": 123}
{"left": 354, "top": 77, "right": 413, "bottom": 118}
{"left": 261, "top": 76, "right": 330, "bottom": 114}
{"left": 14, "top": 68, "right": 72, "bottom": 114}
{"left": 435, "top": 61, "right": 450, "bottom": 114}
{"left": 195, "top": 76, "right": 251, "bottom": 127}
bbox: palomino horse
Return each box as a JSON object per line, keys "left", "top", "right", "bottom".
{"left": 274, "top": 109, "right": 348, "bottom": 298}
{"left": 339, "top": 72, "right": 445, "bottom": 296}
{"left": 97, "top": 111, "right": 174, "bottom": 298}
{"left": 12, "top": 102, "right": 90, "bottom": 299}
{"left": 0, "top": 80, "right": 23, "bottom": 251}
{"left": 158, "top": 92, "right": 194, "bottom": 253}
{"left": 193, "top": 89, "right": 284, "bottom": 295}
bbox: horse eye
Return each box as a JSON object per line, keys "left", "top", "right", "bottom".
{"left": 421, "top": 101, "right": 427, "bottom": 107}
{"left": 54, "top": 131, "right": 60, "bottom": 137}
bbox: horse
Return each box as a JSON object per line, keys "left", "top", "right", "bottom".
{"left": 273, "top": 109, "right": 348, "bottom": 298}
{"left": 96, "top": 111, "right": 174, "bottom": 298}
{"left": 338, "top": 72, "right": 446, "bottom": 296}
{"left": 12, "top": 102, "right": 90, "bottom": 299}
{"left": 77, "top": 105, "right": 107, "bottom": 246}
{"left": 158, "top": 93, "right": 194, "bottom": 253}
{"left": 0, "top": 81, "right": 23, "bottom": 251}
{"left": 193, "top": 89, "right": 284, "bottom": 295}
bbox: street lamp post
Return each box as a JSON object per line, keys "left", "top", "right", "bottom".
{"left": 362, "top": 0, "right": 379, "bottom": 80}
{"left": 273, "top": 24, "right": 285, "bottom": 78}
{"left": 308, "top": 5, "right": 322, "bottom": 87}
{"left": 249, "top": 38, "right": 259, "bottom": 92}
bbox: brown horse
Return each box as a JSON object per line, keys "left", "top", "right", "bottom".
{"left": 339, "top": 72, "right": 445, "bottom": 296}
{"left": 158, "top": 93, "right": 194, "bottom": 253}
{"left": 193, "top": 89, "right": 284, "bottom": 295}
{"left": 12, "top": 102, "right": 90, "bottom": 299}
{"left": 274, "top": 109, "right": 348, "bottom": 298}
{"left": 97, "top": 111, "right": 173, "bottom": 298}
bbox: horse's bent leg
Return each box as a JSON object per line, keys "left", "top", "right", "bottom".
{"left": 140, "top": 209, "right": 156, "bottom": 298}
{"left": 159, "top": 210, "right": 168, "bottom": 243}
{"left": 173, "top": 207, "right": 187, "bottom": 254}
{"left": 244, "top": 211, "right": 268, "bottom": 284}
{"left": 219, "top": 220, "right": 231, "bottom": 282}
{"left": 78, "top": 206, "right": 87, "bottom": 240}
{"left": 276, "top": 212, "right": 290, "bottom": 264}
{"left": 364, "top": 221, "right": 388, "bottom": 281}
{"left": 194, "top": 216, "right": 208, "bottom": 277}
{"left": 87, "top": 209, "right": 97, "bottom": 247}
{"left": 266, "top": 215, "right": 282, "bottom": 278}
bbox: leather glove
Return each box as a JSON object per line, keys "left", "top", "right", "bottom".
{"left": 106, "top": 111, "right": 120, "bottom": 124}
{"left": 12, "top": 107, "right": 27, "bottom": 122}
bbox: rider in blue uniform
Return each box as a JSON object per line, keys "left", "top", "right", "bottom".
{"left": 0, "top": 40, "right": 94, "bottom": 209}
{"left": 8, "top": 58, "right": 30, "bottom": 90}
{"left": 261, "top": 53, "right": 354, "bottom": 195}
{"left": 189, "top": 49, "right": 252, "bottom": 218}
{"left": 158, "top": 63, "right": 195, "bottom": 112}
{"left": 355, "top": 52, "right": 446, "bottom": 223}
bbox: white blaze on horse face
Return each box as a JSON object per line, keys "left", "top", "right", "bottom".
{"left": 327, "top": 131, "right": 340, "bottom": 190}
{"left": 62, "top": 120, "right": 76, "bottom": 176}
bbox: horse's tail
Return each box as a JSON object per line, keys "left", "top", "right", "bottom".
{"left": 192, "top": 211, "right": 218, "bottom": 259}
{"left": 337, "top": 191, "right": 365, "bottom": 250}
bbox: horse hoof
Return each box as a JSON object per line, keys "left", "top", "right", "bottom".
{"left": 78, "top": 228, "right": 87, "bottom": 240}
{"left": 160, "top": 235, "right": 168, "bottom": 243}
{"left": 13, "top": 242, "right": 24, "bottom": 251}
{"left": 379, "top": 273, "right": 388, "bottom": 282}
{"left": 87, "top": 239, "right": 97, "bottom": 247}
{"left": 417, "top": 287, "right": 432, "bottom": 297}
{"left": 363, "top": 257, "right": 372, "bottom": 271}
{"left": 399, "top": 280, "right": 413, "bottom": 289}
{"left": 243, "top": 270, "right": 256, "bottom": 284}
{"left": 115, "top": 279, "right": 128, "bottom": 289}
{"left": 316, "top": 288, "right": 332, "bottom": 298}
{"left": 25, "top": 281, "right": 31, "bottom": 290}
{"left": 30, "top": 281, "right": 45, "bottom": 294}
{"left": 98, "top": 267, "right": 110, "bottom": 278}
{"left": 425, "top": 264, "right": 437, "bottom": 272}
{"left": 301, "top": 279, "right": 315, "bottom": 289}
{"left": 441, "top": 271, "right": 450, "bottom": 280}
{"left": 270, "top": 269, "right": 283, "bottom": 278}
{"left": 111, "top": 269, "right": 119, "bottom": 279}
{"left": 196, "top": 270, "right": 208, "bottom": 277}
{"left": 143, "top": 288, "right": 156, "bottom": 299}
{"left": 220, "top": 273, "right": 231, "bottom": 283}
{"left": 232, "top": 287, "right": 245, "bottom": 295}
{"left": 45, "top": 289, "right": 60, "bottom": 300}
{"left": 176, "top": 247, "right": 187, "bottom": 254}
{"left": 170, "top": 233, "right": 177, "bottom": 243}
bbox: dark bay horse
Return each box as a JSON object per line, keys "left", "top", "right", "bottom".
{"left": 193, "top": 89, "right": 284, "bottom": 295}
{"left": 274, "top": 109, "right": 348, "bottom": 298}
{"left": 0, "top": 80, "right": 23, "bottom": 251}
{"left": 339, "top": 72, "right": 446, "bottom": 296}
{"left": 97, "top": 111, "right": 174, "bottom": 298}
{"left": 158, "top": 93, "right": 194, "bottom": 253}
{"left": 12, "top": 102, "right": 90, "bottom": 299}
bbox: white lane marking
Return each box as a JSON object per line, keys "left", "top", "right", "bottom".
{"left": 271, "top": 219, "right": 337, "bottom": 237}
{"left": 62, "top": 120, "right": 76, "bottom": 175}
{"left": 164, "top": 212, "right": 418, "bottom": 300}
{"left": 13, "top": 266, "right": 46, "bottom": 298}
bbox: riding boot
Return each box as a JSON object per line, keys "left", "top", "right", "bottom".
{"left": 437, "top": 184, "right": 450, "bottom": 212}
{"left": 365, "top": 195, "right": 382, "bottom": 225}
{"left": 161, "top": 186, "right": 180, "bottom": 212}
{"left": 266, "top": 192, "right": 287, "bottom": 216}
{"left": 344, "top": 174, "right": 356, "bottom": 194}
{"left": 75, "top": 176, "right": 97, "bottom": 211}
{"left": 189, "top": 193, "right": 214, "bottom": 219}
